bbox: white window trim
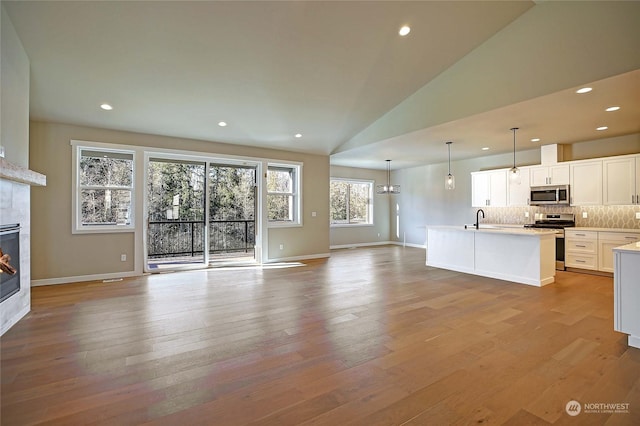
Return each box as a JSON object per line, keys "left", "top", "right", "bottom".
{"left": 329, "top": 177, "right": 374, "bottom": 227}
{"left": 72, "top": 142, "right": 136, "bottom": 234}
{"left": 267, "top": 162, "right": 302, "bottom": 228}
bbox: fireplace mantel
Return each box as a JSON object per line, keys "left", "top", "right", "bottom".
{"left": 0, "top": 157, "right": 46, "bottom": 186}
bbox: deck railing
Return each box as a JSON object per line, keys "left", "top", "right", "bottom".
{"left": 147, "top": 220, "right": 255, "bottom": 258}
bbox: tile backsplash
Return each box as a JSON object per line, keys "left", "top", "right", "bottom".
{"left": 480, "top": 205, "right": 640, "bottom": 229}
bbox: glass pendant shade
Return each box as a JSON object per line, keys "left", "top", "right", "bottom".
{"left": 509, "top": 166, "right": 521, "bottom": 184}
{"left": 376, "top": 160, "right": 400, "bottom": 194}
{"left": 445, "top": 173, "right": 455, "bottom": 190}
{"left": 445, "top": 141, "right": 455, "bottom": 190}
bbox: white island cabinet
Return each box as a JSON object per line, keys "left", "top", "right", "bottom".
{"left": 426, "top": 226, "right": 557, "bottom": 286}
{"left": 614, "top": 242, "right": 640, "bottom": 349}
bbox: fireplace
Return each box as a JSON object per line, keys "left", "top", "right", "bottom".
{"left": 0, "top": 224, "right": 21, "bottom": 303}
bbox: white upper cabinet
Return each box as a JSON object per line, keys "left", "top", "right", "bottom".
{"left": 472, "top": 169, "right": 507, "bottom": 207}
{"left": 637, "top": 156, "right": 640, "bottom": 204}
{"left": 570, "top": 160, "right": 603, "bottom": 206}
{"left": 508, "top": 166, "right": 531, "bottom": 206}
{"left": 603, "top": 155, "right": 639, "bottom": 205}
{"left": 529, "top": 164, "right": 570, "bottom": 186}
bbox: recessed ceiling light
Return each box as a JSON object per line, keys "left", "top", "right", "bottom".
{"left": 100, "top": 103, "right": 113, "bottom": 111}
{"left": 576, "top": 87, "right": 592, "bottom": 94}
{"left": 531, "top": 138, "right": 540, "bottom": 142}
{"left": 218, "top": 121, "right": 227, "bottom": 127}
{"left": 596, "top": 126, "right": 608, "bottom": 131}
{"left": 606, "top": 106, "right": 620, "bottom": 112}
{"left": 294, "top": 133, "right": 302, "bottom": 138}
{"left": 399, "top": 25, "right": 411, "bottom": 36}
{"left": 481, "top": 147, "right": 490, "bottom": 151}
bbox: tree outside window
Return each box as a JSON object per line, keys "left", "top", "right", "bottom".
{"left": 330, "top": 179, "right": 373, "bottom": 225}
{"left": 267, "top": 164, "right": 301, "bottom": 225}
{"left": 77, "top": 148, "right": 134, "bottom": 231}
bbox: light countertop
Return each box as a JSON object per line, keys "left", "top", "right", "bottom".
{"left": 427, "top": 225, "right": 557, "bottom": 237}
{"left": 570, "top": 227, "right": 640, "bottom": 233}
{"left": 613, "top": 242, "right": 640, "bottom": 253}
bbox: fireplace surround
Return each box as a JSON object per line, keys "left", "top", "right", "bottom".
{"left": 0, "top": 224, "right": 21, "bottom": 303}
{"left": 0, "top": 157, "right": 46, "bottom": 335}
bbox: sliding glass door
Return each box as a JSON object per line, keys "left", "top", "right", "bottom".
{"left": 208, "top": 164, "right": 257, "bottom": 264}
{"left": 145, "top": 157, "right": 258, "bottom": 271}
{"left": 146, "top": 158, "right": 206, "bottom": 270}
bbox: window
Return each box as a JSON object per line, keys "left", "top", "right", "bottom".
{"left": 330, "top": 179, "right": 373, "bottom": 225}
{"left": 74, "top": 146, "right": 135, "bottom": 233}
{"left": 267, "top": 163, "right": 301, "bottom": 226}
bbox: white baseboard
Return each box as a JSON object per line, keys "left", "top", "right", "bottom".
{"left": 265, "top": 252, "right": 331, "bottom": 263}
{"left": 390, "top": 241, "right": 426, "bottom": 249}
{"left": 330, "top": 241, "right": 393, "bottom": 250}
{"left": 31, "top": 271, "right": 139, "bottom": 287}
{"left": 1, "top": 304, "right": 30, "bottom": 336}
{"left": 330, "top": 241, "right": 426, "bottom": 250}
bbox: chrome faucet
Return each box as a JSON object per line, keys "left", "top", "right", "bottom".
{"left": 475, "top": 209, "right": 485, "bottom": 230}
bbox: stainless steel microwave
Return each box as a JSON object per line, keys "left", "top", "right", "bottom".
{"left": 530, "top": 185, "right": 570, "bottom": 205}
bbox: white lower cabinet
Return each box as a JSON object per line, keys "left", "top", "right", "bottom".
{"left": 565, "top": 230, "right": 598, "bottom": 271}
{"left": 566, "top": 229, "right": 640, "bottom": 273}
{"left": 598, "top": 232, "right": 640, "bottom": 273}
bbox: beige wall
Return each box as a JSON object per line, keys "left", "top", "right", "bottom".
{"left": 563, "top": 133, "right": 640, "bottom": 162}
{"left": 29, "top": 121, "right": 330, "bottom": 281}
{"left": 329, "top": 166, "right": 390, "bottom": 247}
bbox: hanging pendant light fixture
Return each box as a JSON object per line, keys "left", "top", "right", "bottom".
{"left": 445, "top": 141, "right": 455, "bottom": 190}
{"left": 509, "top": 127, "right": 521, "bottom": 184}
{"left": 376, "top": 160, "right": 400, "bottom": 194}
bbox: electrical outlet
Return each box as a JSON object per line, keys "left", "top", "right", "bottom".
{"left": 582, "top": 211, "right": 588, "bottom": 219}
{"left": 311, "top": 211, "right": 317, "bottom": 217}
{"left": 524, "top": 211, "right": 529, "bottom": 218}
{"left": 636, "top": 212, "right": 640, "bottom": 220}
{"left": 279, "top": 244, "right": 284, "bottom": 250}
{"left": 120, "top": 254, "right": 127, "bottom": 262}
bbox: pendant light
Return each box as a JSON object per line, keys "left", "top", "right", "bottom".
{"left": 445, "top": 141, "right": 455, "bottom": 190}
{"left": 509, "top": 127, "right": 521, "bottom": 184}
{"left": 376, "top": 160, "right": 400, "bottom": 194}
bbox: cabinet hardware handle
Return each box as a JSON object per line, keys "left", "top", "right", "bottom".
{"left": 576, "top": 245, "right": 586, "bottom": 247}
{"left": 625, "top": 237, "right": 638, "bottom": 240}
{"left": 633, "top": 195, "right": 636, "bottom": 204}
{"left": 576, "top": 233, "right": 586, "bottom": 236}
{"left": 576, "top": 260, "right": 586, "bottom": 263}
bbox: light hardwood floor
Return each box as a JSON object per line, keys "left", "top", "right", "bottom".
{"left": 2, "top": 246, "right": 639, "bottom": 425}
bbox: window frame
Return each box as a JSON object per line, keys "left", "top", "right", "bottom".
{"left": 72, "top": 143, "right": 136, "bottom": 234}
{"left": 267, "top": 162, "right": 302, "bottom": 228}
{"left": 329, "top": 178, "right": 374, "bottom": 227}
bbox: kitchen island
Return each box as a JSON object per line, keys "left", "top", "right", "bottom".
{"left": 613, "top": 241, "right": 640, "bottom": 349}
{"left": 426, "top": 226, "right": 557, "bottom": 286}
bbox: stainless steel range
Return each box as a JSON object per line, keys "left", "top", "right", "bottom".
{"left": 524, "top": 213, "right": 576, "bottom": 270}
